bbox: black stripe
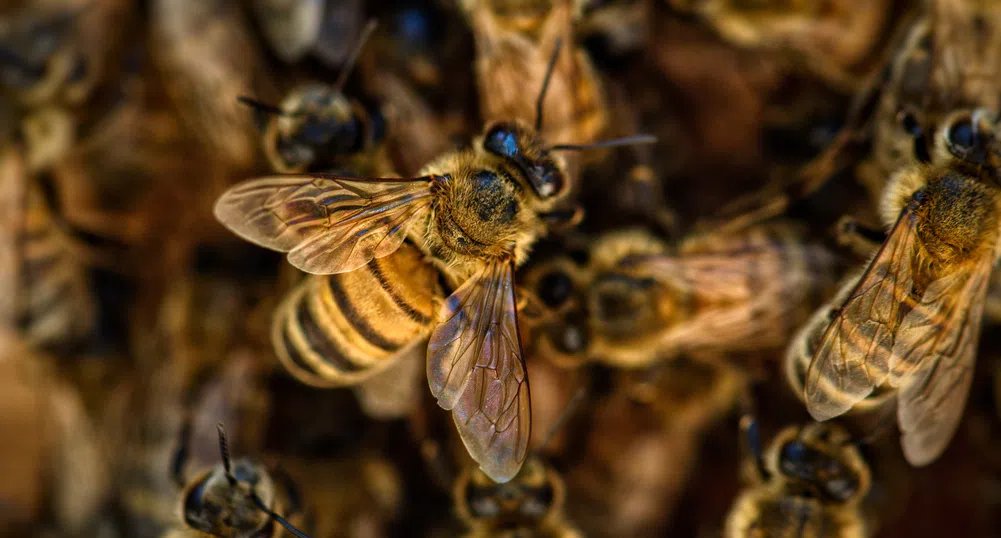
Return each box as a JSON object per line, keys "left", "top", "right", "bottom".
{"left": 17, "top": 279, "right": 74, "bottom": 328}
{"left": 279, "top": 325, "right": 326, "bottom": 377}
{"left": 367, "top": 259, "right": 431, "bottom": 324}
{"left": 294, "top": 298, "right": 364, "bottom": 372}
{"left": 325, "top": 276, "right": 399, "bottom": 351}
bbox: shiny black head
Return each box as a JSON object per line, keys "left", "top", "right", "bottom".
{"left": 482, "top": 121, "right": 567, "bottom": 200}
{"left": 777, "top": 440, "right": 862, "bottom": 503}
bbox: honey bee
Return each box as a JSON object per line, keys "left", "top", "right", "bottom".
{"left": 0, "top": 143, "right": 95, "bottom": 351}
{"left": 524, "top": 224, "right": 837, "bottom": 368}
{"left": 464, "top": 0, "right": 609, "bottom": 179}
{"left": 666, "top": 0, "right": 911, "bottom": 92}
{"left": 856, "top": 0, "right": 1001, "bottom": 204}
{"left": 150, "top": 0, "right": 273, "bottom": 171}
{"left": 802, "top": 109, "right": 1001, "bottom": 466}
{"left": 725, "top": 418, "right": 871, "bottom": 537}
{"left": 166, "top": 424, "right": 310, "bottom": 538}
{"left": 214, "top": 41, "right": 654, "bottom": 482}
{"left": 240, "top": 21, "right": 390, "bottom": 175}
{"left": 453, "top": 457, "right": 581, "bottom": 538}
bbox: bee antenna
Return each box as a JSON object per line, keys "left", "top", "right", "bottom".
{"left": 334, "top": 19, "right": 378, "bottom": 93}
{"left": 236, "top": 96, "right": 290, "bottom": 117}
{"left": 535, "top": 38, "right": 563, "bottom": 132}
{"left": 216, "top": 423, "right": 238, "bottom": 487}
{"left": 550, "top": 135, "right": 658, "bottom": 152}
{"left": 249, "top": 492, "right": 313, "bottom": 538}
{"left": 539, "top": 388, "right": 586, "bottom": 453}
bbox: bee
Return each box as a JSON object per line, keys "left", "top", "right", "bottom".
{"left": 166, "top": 424, "right": 311, "bottom": 538}
{"left": 453, "top": 457, "right": 581, "bottom": 538}
{"left": 802, "top": 109, "right": 1001, "bottom": 466}
{"left": 666, "top": 0, "right": 910, "bottom": 92}
{"left": 214, "top": 40, "right": 654, "bottom": 482}
{"left": 239, "top": 21, "right": 389, "bottom": 175}
{"left": 150, "top": 0, "right": 273, "bottom": 171}
{"left": 0, "top": 143, "right": 95, "bottom": 351}
{"left": 464, "top": 0, "right": 609, "bottom": 177}
{"left": 725, "top": 418, "right": 871, "bottom": 537}
{"left": 856, "top": 0, "right": 1001, "bottom": 204}
{"left": 524, "top": 224, "right": 837, "bottom": 368}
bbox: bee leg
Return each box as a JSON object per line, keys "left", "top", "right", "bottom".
{"left": 834, "top": 215, "right": 886, "bottom": 258}
{"left": 169, "top": 419, "right": 193, "bottom": 487}
{"left": 739, "top": 414, "right": 770, "bottom": 483}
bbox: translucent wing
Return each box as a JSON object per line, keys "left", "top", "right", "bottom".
{"left": 805, "top": 209, "right": 919, "bottom": 420}
{"left": 893, "top": 254, "right": 991, "bottom": 465}
{"left": 427, "top": 262, "right": 531, "bottom": 483}
{"left": 353, "top": 342, "right": 426, "bottom": 420}
{"left": 214, "top": 174, "right": 433, "bottom": 274}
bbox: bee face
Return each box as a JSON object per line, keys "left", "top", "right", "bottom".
{"left": 182, "top": 460, "right": 275, "bottom": 535}
{"left": 587, "top": 272, "right": 669, "bottom": 343}
{"left": 766, "top": 424, "right": 871, "bottom": 505}
{"left": 481, "top": 121, "right": 568, "bottom": 201}
{"left": 459, "top": 459, "right": 559, "bottom": 527}
{"left": 267, "top": 85, "right": 359, "bottom": 172}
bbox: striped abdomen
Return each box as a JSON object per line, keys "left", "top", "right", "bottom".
{"left": 273, "top": 242, "right": 442, "bottom": 386}
{"left": 1, "top": 147, "right": 94, "bottom": 350}
{"left": 644, "top": 224, "right": 840, "bottom": 357}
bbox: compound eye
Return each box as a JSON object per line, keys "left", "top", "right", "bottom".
{"left": 484, "top": 125, "right": 520, "bottom": 158}
{"left": 537, "top": 271, "right": 573, "bottom": 308}
{"left": 947, "top": 118, "right": 976, "bottom": 152}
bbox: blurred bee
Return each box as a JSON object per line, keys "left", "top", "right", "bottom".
{"left": 150, "top": 0, "right": 272, "bottom": 171}
{"left": 725, "top": 418, "right": 871, "bottom": 537}
{"left": 239, "top": 21, "right": 390, "bottom": 175}
{"left": 666, "top": 0, "right": 910, "bottom": 91}
{"left": 214, "top": 41, "right": 654, "bottom": 482}
{"left": 855, "top": 0, "right": 1001, "bottom": 203}
{"left": 463, "top": 0, "right": 609, "bottom": 180}
{"left": 0, "top": 143, "right": 95, "bottom": 351}
{"left": 454, "top": 457, "right": 581, "bottom": 538}
{"left": 802, "top": 109, "right": 1001, "bottom": 466}
{"left": 166, "top": 424, "right": 310, "bottom": 538}
{"left": 523, "top": 224, "right": 837, "bottom": 368}
{"left": 573, "top": 0, "right": 652, "bottom": 57}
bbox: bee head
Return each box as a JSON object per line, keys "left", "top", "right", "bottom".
{"left": 524, "top": 257, "right": 591, "bottom": 364}
{"left": 458, "top": 458, "right": 560, "bottom": 528}
{"left": 767, "top": 423, "right": 871, "bottom": 505}
{"left": 269, "top": 84, "right": 361, "bottom": 172}
{"left": 181, "top": 460, "right": 275, "bottom": 536}
{"left": 482, "top": 120, "right": 568, "bottom": 201}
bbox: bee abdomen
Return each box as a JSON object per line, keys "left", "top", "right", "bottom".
{"left": 14, "top": 181, "right": 95, "bottom": 350}
{"left": 273, "top": 243, "right": 441, "bottom": 387}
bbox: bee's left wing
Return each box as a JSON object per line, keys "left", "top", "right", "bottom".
{"left": 892, "top": 253, "right": 993, "bottom": 466}
{"left": 427, "top": 261, "right": 531, "bottom": 483}
{"left": 214, "top": 174, "right": 433, "bottom": 274}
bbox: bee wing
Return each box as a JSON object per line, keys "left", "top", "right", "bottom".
{"left": 427, "top": 262, "right": 531, "bottom": 483}
{"left": 893, "top": 254, "right": 992, "bottom": 465}
{"left": 353, "top": 341, "right": 426, "bottom": 420}
{"left": 805, "top": 209, "right": 920, "bottom": 420}
{"left": 214, "top": 174, "right": 433, "bottom": 274}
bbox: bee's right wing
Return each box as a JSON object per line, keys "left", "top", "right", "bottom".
{"left": 804, "top": 208, "right": 920, "bottom": 420}
{"left": 427, "top": 261, "right": 531, "bottom": 484}
{"left": 214, "top": 174, "right": 433, "bottom": 274}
